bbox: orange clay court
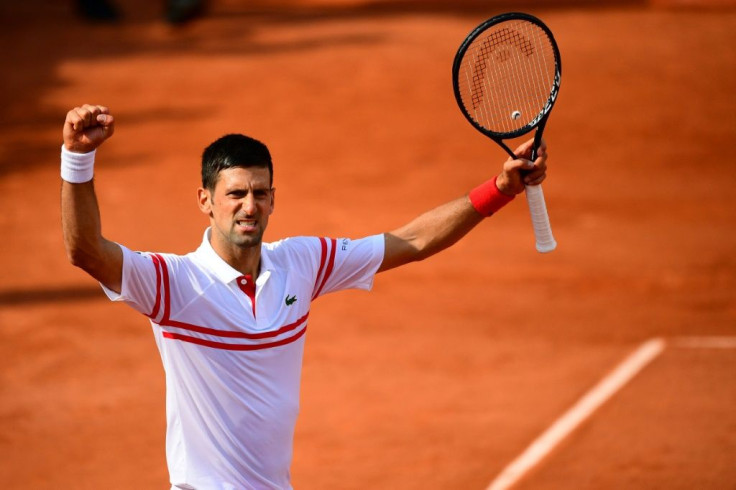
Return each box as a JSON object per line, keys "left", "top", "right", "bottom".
{"left": 0, "top": 0, "right": 734, "bottom": 488}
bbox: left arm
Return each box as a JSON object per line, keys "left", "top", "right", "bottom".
{"left": 377, "top": 138, "right": 547, "bottom": 273}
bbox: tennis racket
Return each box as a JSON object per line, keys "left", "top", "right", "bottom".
{"left": 453, "top": 12, "right": 561, "bottom": 253}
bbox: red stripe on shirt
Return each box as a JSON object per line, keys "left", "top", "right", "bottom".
{"left": 313, "top": 238, "right": 337, "bottom": 299}
{"left": 313, "top": 237, "right": 328, "bottom": 299}
{"left": 148, "top": 254, "right": 163, "bottom": 320}
{"left": 152, "top": 254, "right": 171, "bottom": 322}
{"left": 162, "top": 325, "right": 307, "bottom": 351}
{"left": 160, "top": 311, "right": 309, "bottom": 340}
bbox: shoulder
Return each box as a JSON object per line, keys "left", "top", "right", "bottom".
{"left": 263, "top": 236, "right": 323, "bottom": 268}
{"left": 264, "top": 236, "right": 321, "bottom": 254}
{"left": 264, "top": 235, "right": 383, "bottom": 261}
{"left": 133, "top": 249, "right": 189, "bottom": 267}
{"left": 122, "top": 246, "right": 198, "bottom": 278}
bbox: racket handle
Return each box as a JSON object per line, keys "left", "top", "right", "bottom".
{"left": 524, "top": 184, "right": 557, "bottom": 253}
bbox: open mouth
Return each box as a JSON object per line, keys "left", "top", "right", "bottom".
{"left": 235, "top": 219, "right": 257, "bottom": 232}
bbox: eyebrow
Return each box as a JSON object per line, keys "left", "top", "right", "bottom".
{"left": 226, "top": 185, "right": 272, "bottom": 193}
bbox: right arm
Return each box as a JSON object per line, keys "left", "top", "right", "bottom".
{"left": 378, "top": 138, "right": 547, "bottom": 273}
{"left": 61, "top": 104, "right": 123, "bottom": 293}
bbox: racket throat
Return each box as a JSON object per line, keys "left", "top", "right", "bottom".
{"left": 530, "top": 118, "right": 547, "bottom": 161}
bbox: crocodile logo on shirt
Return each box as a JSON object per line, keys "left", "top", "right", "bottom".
{"left": 285, "top": 295, "right": 297, "bottom": 306}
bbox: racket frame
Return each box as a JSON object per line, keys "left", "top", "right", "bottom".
{"left": 452, "top": 12, "right": 561, "bottom": 253}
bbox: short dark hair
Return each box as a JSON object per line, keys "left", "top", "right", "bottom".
{"left": 201, "top": 134, "right": 273, "bottom": 190}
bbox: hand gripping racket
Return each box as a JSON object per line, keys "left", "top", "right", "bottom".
{"left": 453, "top": 12, "right": 561, "bottom": 253}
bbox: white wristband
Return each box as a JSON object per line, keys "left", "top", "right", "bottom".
{"left": 61, "top": 145, "right": 96, "bottom": 183}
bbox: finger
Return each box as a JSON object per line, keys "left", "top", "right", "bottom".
{"left": 533, "top": 152, "right": 548, "bottom": 168}
{"left": 524, "top": 173, "right": 547, "bottom": 186}
{"left": 66, "top": 109, "right": 84, "bottom": 132}
{"left": 527, "top": 156, "right": 547, "bottom": 173}
{"left": 512, "top": 137, "right": 536, "bottom": 158}
{"left": 524, "top": 167, "right": 546, "bottom": 183}
{"left": 537, "top": 138, "right": 547, "bottom": 155}
{"left": 520, "top": 137, "right": 535, "bottom": 152}
{"left": 74, "top": 106, "right": 92, "bottom": 128}
{"left": 97, "top": 114, "right": 115, "bottom": 138}
{"left": 523, "top": 162, "right": 547, "bottom": 185}
{"left": 529, "top": 145, "right": 548, "bottom": 167}
{"left": 504, "top": 157, "right": 533, "bottom": 173}
{"left": 74, "top": 107, "right": 95, "bottom": 131}
{"left": 81, "top": 104, "right": 102, "bottom": 127}
{"left": 96, "top": 113, "right": 114, "bottom": 126}
{"left": 82, "top": 103, "right": 102, "bottom": 114}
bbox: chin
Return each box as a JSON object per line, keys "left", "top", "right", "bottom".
{"left": 233, "top": 234, "right": 263, "bottom": 249}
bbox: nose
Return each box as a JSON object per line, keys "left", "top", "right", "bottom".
{"left": 242, "top": 193, "right": 257, "bottom": 215}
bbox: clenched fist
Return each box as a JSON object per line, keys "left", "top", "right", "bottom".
{"left": 63, "top": 104, "right": 115, "bottom": 153}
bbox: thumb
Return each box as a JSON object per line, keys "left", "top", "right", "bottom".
{"left": 96, "top": 113, "right": 113, "bottom": 126}
{"left": 97, "top": 114, "right": 115, "bottom": 138}
{"left": 504, "top": 157, "right": 534, "bottom": 173}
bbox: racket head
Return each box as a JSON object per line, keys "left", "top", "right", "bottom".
{"left": 452, "top": 12, "right": 561, "bottom": 142}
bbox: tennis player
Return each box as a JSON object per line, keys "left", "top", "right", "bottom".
{"left": 60, "top": 104, "right": 547, "bottom": 490}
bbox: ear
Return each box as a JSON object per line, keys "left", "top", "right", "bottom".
{"left": 197, "top": 187, "right": 212, "bottom": 216}
{"left": 269, "top": 187, "right": 276, "bottom": 215}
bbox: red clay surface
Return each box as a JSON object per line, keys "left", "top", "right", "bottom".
{"left": 1, "top": 1, "right": 735, "bottom": 488}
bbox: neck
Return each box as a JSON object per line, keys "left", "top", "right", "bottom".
{"left": 209, "top": 232, "right": 262, "bottom": 278}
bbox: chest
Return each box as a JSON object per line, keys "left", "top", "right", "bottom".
{"left": 165, "top": 268, "right": 311, "bottom": 339}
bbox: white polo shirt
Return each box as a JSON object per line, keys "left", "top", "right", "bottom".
{"left": 103, "top": 229, "right": 384, "bottom": 490}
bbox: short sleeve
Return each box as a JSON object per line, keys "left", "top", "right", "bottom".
{"left": 101, "top": 244, "right": 163, "bottom": 318}
{"left": 311, "top": 234, "right": 384, "bottom": 299}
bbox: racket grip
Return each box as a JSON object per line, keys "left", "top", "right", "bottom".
{"left": 524, "top": 184, "right": 557, "bottom": 253}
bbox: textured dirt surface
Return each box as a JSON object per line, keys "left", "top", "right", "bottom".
{"left": 0, "top": 1, "right": 734, "bottom": 488}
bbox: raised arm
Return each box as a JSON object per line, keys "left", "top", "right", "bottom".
{"left": 378, "top": 138, "right": 548, "bottom": 273}
{"left": 61, "top": 104, "right": 123, "bottom": 293}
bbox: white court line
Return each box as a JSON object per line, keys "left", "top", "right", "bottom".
{"left": 671, "top": 336, "right": 736, "bottom": 349}
{"left": 486, "top": 338, "right": 666, "bottom": 490}
{"left": 485, "top": 335, "right": 736, "bottom": 490}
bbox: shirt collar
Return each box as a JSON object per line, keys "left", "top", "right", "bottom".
{"left": 195, "top": 228, "right": 275, "bottom": 284}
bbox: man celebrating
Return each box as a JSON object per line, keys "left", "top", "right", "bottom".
{"left": 61, "top": 104, "right": 547, "bottom": 489}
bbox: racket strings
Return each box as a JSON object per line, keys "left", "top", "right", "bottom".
{"left": 459, "top": 20, "right": 557, "bottom": 135}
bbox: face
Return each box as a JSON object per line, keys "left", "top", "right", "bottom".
{"left": 198, "top": 166, "right": 275, "bottom": 252}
